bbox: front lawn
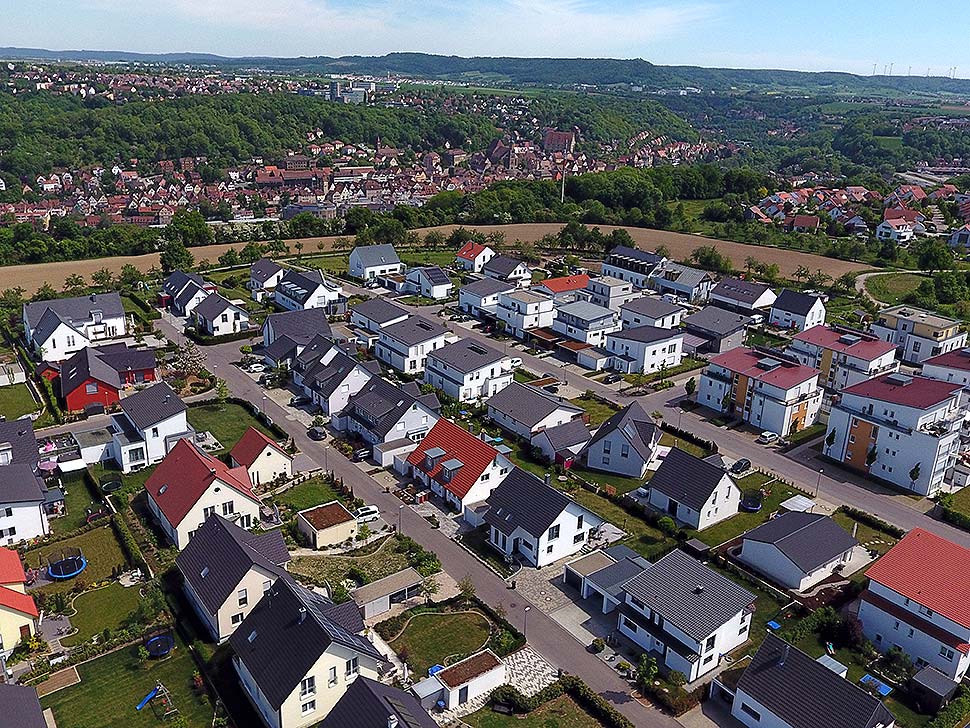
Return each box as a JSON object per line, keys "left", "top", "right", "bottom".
{"left": 288, "top": 535, "right": 410, "bottom": 586}
{"left": 301, "top": 254, "right": 350, "bottom": 275}
{"left": 0, "top": 382, "right": 39, "bottom": 420}
{"left": 832, "top": 511, "right": 898, "bottom": 556}
{"left": 50, "top": 470, "right": 105, "bottom": 536}
{"left": 61, "top": 582, "right": 142, "bottom": 647}
{"left": 389, "top": 611, "right": 491, "bottom": 676}
{"left": 275, "top": 477, "right": 341, "bottom": 512}
{"left": 569, "top": 394, "right": 619, "bottom": 427}
{"left": 41, "top": 637, "right": 213, "bottom": 728}
{"left": 745, "top": 328, "right": 788, "bottom": 349}
{"left": 464, "top": 695, "right": 602, "bottom": 728}
{"left": 658, "top": 432, "right": 711, "bottom": 460}
{"left": 186, "top": 402, "right": 276, "bottom": 452}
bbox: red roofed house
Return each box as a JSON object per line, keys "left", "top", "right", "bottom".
{"left": 145, "top": 439, "right": 260, "bottom": 549}
{"left": 697, "top": 347, "right": 822, "bottom": 436}
{"left": 454, "top": 242, "right": 495, "bottom": 273}
{"left": 922, "top": 348, "right": 970, "bottom": 409}
{"left": 535, "top": 274, "right": 591, "bottom": 297}
{"left": 0, "top": 547, "right": 38, "bottom": 658}
{"left": 229, "top": 427, "right": 293, "bottom": 486}
{"left": 825, "top": 372, "right": 963, "bottom": 495}
{"left": 787, "top": 325, "right": 899, "bottom": 394}
{"left": 401, "top": 419, "right": 513, "bottom": 524}
{"left": 876, "top": 218, "right": 915, "bottom": 243}
{"left": 789, "top": 214, "right": 820, "bottom": 233}
{"left": 859, "top": 529, "right": 970, "bottom": 681}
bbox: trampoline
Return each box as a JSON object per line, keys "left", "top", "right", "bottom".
{"left": 100, "top": 478, "right": 122, "bottom": 494}
{"left": 740, "top": 488, "right": 764, "bottom": 513}
{"left": 145, "top": 633, "right": 175, "bottom": 659}
{"left": 47, "top": 548, "right": 88, "bottom": 580}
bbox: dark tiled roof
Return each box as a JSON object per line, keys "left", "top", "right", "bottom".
{"left": 415, "top": 266, "right": 451, "bottom": 286}
{"left": 320, "top": 676, "right": 436, "bottom": 728}
{"left": 194, "top": 292, "right": 238, "bottom": 320}
{"left": 341, "top": 378, "right": 437, "bottom": 440}
{"left": 536, "top": 418, "right": 591, "bottom": 452}
{"left": 163, "top": 270, "right": 204, "bottom": 296}
{"left": 0, "top": 684, "right": 46, "bottom": 728}
{"left": 264, "top": 307, "right": 332, "bottom": 345}
{"left": 58, "top": 344, "right": 155, "bottom": 397}
{"left": 712, "top": 277, "right": 773, "bottom": 305}
{"left": 608, "top": 246, "right": 665, "bottom": 266}
{"left": 31, "top": 307, "right": 80, "bottom": 345}
{"left": 428, "top": 339, "right": 505, "bottom": 374}
{"left": 176, "top": 514, "right": 289, "bottom": 616}
{"left": 460, "top": 278, "right": 516, "bottom": 297}
{"left": 486, "top": 382, "right": 582, "bottom": 428}
{"left": 684, "top": 306, "right": 752, "bottom": 336}
{"left": 25, "top": 292, "right": 125, "bottom": 336}
{"left": 743, "top": 512, "right": 857, "bottom": 573}
{"left": 608, "top": 325, "right": 682, "bottom": 345}
{"left": 586, "top": 556, "right": 651, "bottom": 598}
{"left": 352, "top": 244, "right": 401, "bottom": 268}
{"left": 250, "top": 258, "right": 283, "bottom": 286}
{"left": 483, "top": 254, "right": 526, "bottom": 277}
{"left": 381, "top": 316, "right": 448, "bottom": 346}
{"left": 351, "top": 298, "right": 409, "bottom": 325}
{"left": 623, "top": 549, "right": 755, "bottom": 640}
{"left": 0, "top": 420, "right": 38, "bottom": 466}
{"left": 174, "top": 280, "right": 206, "bottom": 311}
{"left": 276, "top": 269, "right": 330, "bottom": 305}
{"left": 120, "top": 382, "right": 186, "bottom": 430}
{"left": 584, "top": 401, "right": 658, "bottom": 463}
{"left": 773, "top": 289, "right": 821, "bottom": 316}
{"left": 229, "top": 578, "right": 382, "bottom": 710}
{"left": 484, "top": 467, "right": 571, "bottom": 538}
{"left": 620, "top": 297, "right": 684, "bottom": 319}
{"left": 737, "top": 633, "right": 895, "bottom": 728}
{"left": 0, "top": 464, "right": 46, "bottom": 504}
{"left": 649, "top": 448, "right": 729, "bottom": 511}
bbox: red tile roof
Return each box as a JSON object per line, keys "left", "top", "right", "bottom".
{"left": 456, "top": 242, "right": 488, "bottom": 261}
{"left": 539, "top": 274, "right": 590, "bottom": 294}
{"left": 229, "top": 427, "right": 289, "bottom": 468}
{"left": 406, "top": 419, "right": 498, "bottom": 500}
{"left": 793, "top": 326, "right": 896, "bottom": 361}
{"left": 709, "top": 347, "right": 819, "bottom": 390}
{"left": 865, "top": 529, "right": 970, "bottom": 630}
{"left": 146, "top": 439, "right": 257, "bottom": 528}
{"left": 0, "top": 585, "right": 38, "bottom": 618}
{"left": 0, "top": 548, "right": 26, "bottom": 585}
{"left": 923, "top": 348, "right": 970, "bottom": 373}
{"left": 842, "top": 373, "right": 961, "bottom": 409}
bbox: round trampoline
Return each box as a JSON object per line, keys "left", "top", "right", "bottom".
{"left": 740, "top": 488, "right": 764, "bottom": 513}
{"left": 145, "top": 634, "right": 175, "bottom": 659}
{"left": 100, "top": 479, "right": 122, "bottom": 494}
{"left": 47, "top": 550, "right": 88, "bottom": 580}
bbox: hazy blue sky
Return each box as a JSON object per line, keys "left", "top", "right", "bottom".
{"left": 1, "top": 0, "right": 966, "bottom": 77}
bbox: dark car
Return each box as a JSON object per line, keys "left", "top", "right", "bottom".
{"left": 730, "top": 458, "right": 751, "bottom": 475}
{"left": 603, "top": 373, "right": 623, "bottom": 384}
{"left": 307, "top": 426, "right": 327, "bottom": 441}
{"left": 290, "top": 395, "right": 311, "bottom": 407}
{"left": 352, "top": 447, "right": 371, "bottom": 462}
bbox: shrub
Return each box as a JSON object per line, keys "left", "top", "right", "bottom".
{"left": 657, "top": 516, "right": 677, "bottom": 536}
{"left": 836, "top": 506, "right": 905, "bottom": 538}
{"left": 591, "top": 637, "right": 605, "bottom": 653}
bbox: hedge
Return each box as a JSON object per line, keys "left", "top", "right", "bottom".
{"left": 488, "top": 675, "right": 635, "bottom": 728}
{"left": 939, "top": 506, "right": 970, "bottom": 533}
{"left": 183, "top": 326, "right": 259, "bottom": 346}
{"left": 926, "top": 686, "right": 970, "bottom": 728}
{"left": 111, "top": 513, "right": 151, "bottom": 578}
{"left": 658, "top": 421, "right": 718, "bottom": 454}
{"left": 639, "top": 679, "right": 701, "bottom": 716}
{"left": 837, "top": 506, "right": 905, "bottom": 539}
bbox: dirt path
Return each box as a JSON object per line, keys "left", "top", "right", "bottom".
{"left": 0, "top": 223, "right": 871, "bottom": 294}
{"left": 854, "top": 269, "right": 922, "bottom": 305}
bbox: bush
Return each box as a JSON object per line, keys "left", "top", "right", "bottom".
{"left": 487, "top": 676, "right": 634, "bottom": 728}
{"left": 836, "top": 506, "right": 905, "bottom": 538}
{"left": 657, "top": 516, "right": 677, "bottom": 536}
{"left": 111, "top": 514, "right": 149, "bottom": 577}
{"left": 591, "top": 637, "right": 605, "bottom": 653}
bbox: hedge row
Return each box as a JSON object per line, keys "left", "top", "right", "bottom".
{"left": 639, "top": 679, "right": 702, "bottom": 716}
{"left": 111, "top": 514, "right": 151, "bottom": 578}
{"left": 658, "top": 421, "right": 719, "bottom": 454}
{"left": 837, "top": 506, "right": 906, "bottom": 539}
{"left": 489, "top": 675, "right": 635, "bottom": 728}
{"left": 184, "top": 326, "right": 259, "bottom": 346}
{"left": 125, "top": 293, "right": 161, "bottom": 320}
{"left": 926, "top": 686, "right": 970, "bottom": 728}
{"left": 939, "top": 506, "right": 970, "bottom": 534}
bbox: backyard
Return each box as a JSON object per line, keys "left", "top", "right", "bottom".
{"left": 61, "top": 582, "right": 143, "bottom": 647}
{"left": 832, "top": 510, "right": 899, "bottom": 557}
{"left": 25, "top": 526, "right": 129, "bottom": 594}
{"left": 389, "top": 610, "right": 491, "bottom": 676}
{"left": 185, "top": 401, "right": 277, "bottom": 452}
{"left": 275, "top": 477, "right": 342, "bottom": 512}
{"left": 40, "top": 637, "right": 213, "bottom": 728}
{"left": 0, "top": 382, "right": 39, "bottom": 420}
{"left": 561, "top": 485, "right": 671, "bottom": 560}
{"left": 464, "top": 695, "right": 602, "bottom": 728}
{"left": 690, "top": 472, "right": 796, "bottom": 547}
{"left": 569, "top": 394, "right": 619, "bottom": 427}
{"left": 289, "top": 535, "right": 410, "bottom": 586}
{"left": 50, "top": 470, "right": 106, "bottom": 536}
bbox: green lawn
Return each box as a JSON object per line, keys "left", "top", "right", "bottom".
{"left": 564, "top": 486, "right": 671, "bottom": 560}
{"left": 389, "top": 611, "right": 491, "bottom": 676}
{"left": 0, "top": 383, "right": 39, "bottom": 420}
{"left": 691, "top": 473, "right": 800, "bottom": 547}
{"left": 289, "top": 535, "right": 410, "bottom": 586}
{"left": 301, "top": 254, "right": 350, "bottom": 275}
{"left": 50, "top": 471, "right": 105, "bottom": 536}
{"left": 186, "top": 402, "right": 276, "bottom": 452}
{"left": 464, "top": 695, "right": 602, "bottom": 728}
{"left": 61, "top": 582, "right": 142, "bottom": 646}
{"left": 41, "top": 637, "right": 213, "bottom": 728}
{"left": 571, "top": 465, "right": 645, "bottom": 494}
{"left": 832, "top": 511, "right": 898, "bottom": 556}
{"left": 658, "top": 432, "right": 711, "bottom": 460}
{"left": 275, "top": 477, "right": 341, "bottom": 512}
{"left": 864, "top": 273, "right": 926, "bottom": 305}
{"left": 513, "top": 369, "right": 539, "bottom": 384}
{"left": 745, "top": 328, "right": 788, "bottom": 349}
{"left": 569, "top": 395, "right": 619, "bottom": 427}
{"left": 400, "top": 251, "right": 458, "bottom": 268}
{"left": 25, "top": 526, "right": 128, "bottom": 594}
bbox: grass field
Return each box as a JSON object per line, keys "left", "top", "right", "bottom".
{"left": 864, "top": 273, "right": 926, "bottom": 305}
{"left": 564, "top": 486, "right": 671, "bottom": 559}
{"left": 0, "top": 383, "right": 39, "bottom": 420}
{"left": 289, "top": 535, "right": 409, "bottom": 585}
{"left": 25, "top": 526, "right": 128, "bottom": 594}
{"left": 464, "top": 695, "right": 602, "bottom": 728}
{"left": 389, "top": 611, "right": 491, "bottom": 676}
{"left": 691, "top": 473, "right": 794, "bottom": 547}
{"left": 186, "top": 402, "right": 276, "bottom": 452}
{"left": 61, "top": 582, "right": 142, "bottom": 647}
{"left": 41, "top": 638, "right": 213, "bottom": 728}
{"left": 832, "top": 510, "right": 898, "bottom": 556}
{"left": 50, "top": 471, "right": 105, "bottom": 536}
{"left": 275, "top": 477, "right": 341, "bottom": 512}
{"left": 569, "top": 395, "right": 619, "bottom": 427}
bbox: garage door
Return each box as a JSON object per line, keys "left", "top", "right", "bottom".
{"left": 563, "top": 566, "right": 582, "bottom": 590}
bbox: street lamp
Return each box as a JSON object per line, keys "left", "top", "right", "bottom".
{"left": 323, "top": 445, "right": 329, "bottom": 473}
{"left": 523, "top": 605, "right": 531, "bottom": 639}
{"left": 260, "top": 394, "right": 266, "bottom": 414}
{"left": 815, "top": 468, "right": 823, "bottom": 498}
{"left": 399, "top": 504, "right": 405, "bottom": 534}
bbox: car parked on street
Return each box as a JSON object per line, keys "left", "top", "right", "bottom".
{"left": 307, "top": 426, "right": 327, "bottom": 441}
{"left": 353, "top": 505, "right": 380, "bottom": 523}
{"left": 756, "top": 431, "right": 779, "bottom": 445}
{"left": 246, "top": 362, "right": 266, "bottom": 374}
{"left": 604, "top": 373, "right": 623, "bottom": 384}
{"left": 352, "top": 447, "right": 371, "bottom": 462}
{"left": 290, "top": 395, "right": 311, "bottom": 407}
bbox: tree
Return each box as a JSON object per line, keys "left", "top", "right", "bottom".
{"left": 636, "top": 654, "right": 658, "bottom": 693}
{"left": 744, "top": 256, "right": 759, "bottom": 275}
{"left": 160, "top": 240, "right": 194, "bottom": 274}
{"left": 917, "top": 239, "right": 953, "bottom": 273}
{"left": 118, "top": 264, "right": 145, "bottom": 289}
{"left": 422, "top": 575, "right": 440, "bottom": 604}
{"left": 294, "top": 241, "right": 304, "bottom": 257}
{"left": 628, "top": 372, "right": 649, "bottom": 393}
{"left": 172, "top": 341, "right": 206, "bottom": 377}
{"left": 793, "top": 265, "right": 810, "bottom": 284}
{"left": 215, "top": 378, "right": 229, "bottom": 408}
{"left": 806, "top": 270, "right": 832, "bottom": 288}
{"left": 218, "top": 248, "right": 240, "bottom": 267}
{"left": 240, "top": 241, "right": 264, "bottom": 264}
{"left": 91, "top": 267, "right": 114, "bottom": 290}
{"left": 62, "top": 274, "right": 87, "bottom": 294}
{"left": 164, "top": 209, "right": 213, "bottom": 247}
{"left": 655, "top": 245, "right": 670, "bottom": 258}
{"left": 457, "top": 574, "right": 476, "bottom": 605}
{"left": 825, "top": 428, "right": 836, "bottom": 454}
{"left": 668, "top": 671, "right": 687, "bottom": 687}
{"left": 909, "top": 463, "right": 921, "bottom": 488}
{"left": 684, "top": 377, "right": 696, "bottom": 397}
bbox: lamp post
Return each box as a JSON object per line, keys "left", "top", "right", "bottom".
{"left": 399, "top": 504, "right": 405, "bottom": 535}
{"left": 323, "top": 445, "right": 329, "bottom": 473}
{"left": 815, "top": 468, "right": 823, "bottom": 498}
{"left": 260, "top": 394, "right": 266, "bottom": 414}
{"left": 523, "top": 605, "right": 531, "bottom": 640}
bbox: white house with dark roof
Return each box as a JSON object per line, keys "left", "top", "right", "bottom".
{"left": 375, "top": 316, "right": 453, "bottom": 374}
{"left": 107, "top": 381, "right": 191, "bottom": 472}
{"left": 601, "top": 246, "right": 666, "bottom": 288}
{"left": 603, "top": 326, "right": 684, "bottom": 374}
{"left": 531, "top": 419, "right": 591, "bottom": 464}
{"left": 173, "top": 280, "right": 212, "bottom": 317}
{"left": 0, "top": 463, "right": 50, "bottom": 545}
{"left": 424, "top": 339, "right": 515, "bottom": 402}
{"left": 582, "top": 402, "right": 660, "bottom": 478}
{"left": 23, "top": 292, "right": 127, "bottom": 361}
{"left": 484, "top": 468, "right": 604, "bottom": 568}
{"left": 710, "top": 278, "right": 777, "bottom": 313}
{"left": 349, "top": 243, "right": 403, "bottom": 280}
{"left": 261, "top": 308, "right": 333, "bottom": 369}
{"left": 647, "top": 448, "right": 739, "bottom": 530}
{"left": 249, "top": 259, "right": 286, "bottom": 302}
{"left": 332, "top": 379, "right": 439, "bottom": 450}
{"left": 193, "top": 293, "right": 250, "bottom": 337}
{"left": 648, "top": 262, "right": 716, "bottom": 302}
{"left": 585, "top": 276, "right": 639, "bottom": 311}
{"left": 486, "top": 382, "right": 584, "bottom": 439}
{"left": 458, "top": 278, "right": 517, "bottom": 317}
{"left": 620, "top": 297, "right": 684, "bottom": 330}
{"left": 348, "top": 298, "right": 409, "bottom": 336}
{"left": 404, "top": 267, "right": 454, "bottom": 300}
{"left": 293, "top": 337, "right": 377, "bottom": 415}
{"left": 274, "top": 270, "right": 344, "bottom": 314}
{"left": 552, "top": 300, "right": 620, "bottom": 346}
{"left": 483, "top": 255, "right": 532, "bottom": 289}
{"left": 683, "top": 307, "right": 751, "bottom": 355}
{"left": 738, "top": 512, "right": 857, "bottom": 591}
{"left": 769, "top": 290, "right": 826, "bottom": 332}
{"left": 324, "top": 676, "right": 436, "bottom": 728}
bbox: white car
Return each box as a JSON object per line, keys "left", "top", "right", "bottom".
{"left": 246, "top": 363, "right": 266, "bottom": 374}
{"left": 353, "top": 505, "right": 380, "bottom": 523}
{"left": 756, "top": 431, "right": 779, "bottom": 445}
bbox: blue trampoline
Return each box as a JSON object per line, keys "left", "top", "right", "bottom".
{"left": 47, "top": 549, "right": 88, "bottom": 580}
{"left": 145, "top": 633, "right": 175, "bottom": 659}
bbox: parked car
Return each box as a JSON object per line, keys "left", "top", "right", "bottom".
{"left": 290, "top": 395, "right": 311, "bottom": 407}
{"left": 246, "top": 362, "right": 266, "bottom": 374}
{"left": 756, "top": 431, "right": 779, "bottom": 445}
{"left": 730, "top": 458, "right": 751, "bottom": 475}
{"left": 307, "top": 426, "right": 327, "bottom": 441}
{"left": 604, "top": 373, "right": 623, "bottom": 384}
{"left": 352, "top": 447, "right": 371, "bottom": 462}
{"left": 509, "top": 357, "right": 523, "bottom": 368}
{"left": 353, "top": 505, "right": 380, "bottom": 523}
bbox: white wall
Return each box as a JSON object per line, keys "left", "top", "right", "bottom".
{"left": 154, "top": 480, "right": 261, "bottom": 550}
{"left": 240, "top": 447, "right": 292, "bottom": 486}
{"left": 0, "top": 501, "right": 48, "bottom": 545}
{"left": 584, "top": 429, "right": 650, "bottom": 478}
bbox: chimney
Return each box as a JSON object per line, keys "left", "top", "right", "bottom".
{"left": 387, "top": 716, "right": 399, "bottom": 728}
{"left": 694, "top": 584, "right": 704, "bottom": 594}
{"left": 544, "top": 472, "right": 551, "bottom": 486}
{"left": 299, "top": 607, "right": 307, "bottom": 624}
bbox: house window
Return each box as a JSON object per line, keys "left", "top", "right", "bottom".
{"left": 345, "top": 657, "right": 359, "bottom": 676}
{"left": 300, "top": 676, "right": 316, "bottom": 698}
{"left": 622, "top": 617, "right": 638, "bottom": 633}
{"left": 237, "top": 589, "right": 248, "bottom": 607}
{"left": 940, "top": 646, "right": 955, "bottom": 661}
{"left": 546, "top": 545, "right": 553, "bottom": 554}
{"left": 603, "top": 441, "right": 611, "bottom": 454}
{"left": 577, "top": 514, "right": 584, "bottom": 530}
{"left": 300, "top": 700, "right": 316, "bottom": 716}
{"left": 705, "top": 635, "right": 716, "bottom": 651}
{"left": 86, "top": 382, "right": 99, "bottom": 394}
{"left": 231, "top": 613, "right": 243, "bottom": 625}
{"left": 919, "top": 605, "right": 935, "bottom": 618}
{"left": 703, "top": 654, "right": 714, "bottom": 664}
{"left": 547, "top": 525, "right": 560, "bottom": 541}
{"left": 203, "top": 506, "right": 215, "bottom": 519}
{"left": 223, "top": 501, "right": 234, "bottom": 515}
{"left": 620, "top": 443, "right": 629, "bottom": 458}
{"left": 740, "top": 703, "right": 761, "bottom": 721}
{"left": 573, "top": 532, "right": 585, "bottom": 544}
{"left": 151, "top": 427, "right": 159, "bottom": 438}
{"left": 328, "top": 666, "right": 338, "bottom": 687}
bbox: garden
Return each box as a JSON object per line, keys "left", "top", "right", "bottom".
{"left": 390, "top": 611, "right": 492, "bottom": 675}
{"left": 185, "top": 401, "right": 279, "bottom": 453}
{"left": 464, "top": 695, "right": 603, "bottom": 728}
{"left": 49, "top": 470, "right": 107, "bottom": 536}
{"left": 274, "top": 476, "right": 343, "bottom": 512}
{"left": 0, "top": 381, "right": 40, "bottom": 420}
{"left": 60, "top": 582, "right": 144, "bottom": 647}
{"left": 25, "top": 526, "right": 129, "bottom": 596}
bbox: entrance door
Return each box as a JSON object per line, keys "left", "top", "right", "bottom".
{"left": 20, "top": 624, "right": 30, "bottom": 639}
{"left": 458, "top": 686, "right": 469, "bottom": 705}
{"left": 666, "top": 499, "right": 678, "bottom": 516}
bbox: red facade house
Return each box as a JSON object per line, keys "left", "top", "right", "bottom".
{"left": 44, "top": 343, "right": 157, "bottom": 412}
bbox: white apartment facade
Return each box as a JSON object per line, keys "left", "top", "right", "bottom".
{"left": 496, "top": 290, "right": 555, "bottom": 339}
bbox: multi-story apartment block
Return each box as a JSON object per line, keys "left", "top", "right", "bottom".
{"left": 551, "top": 301, "right": 620, "bottom": 346}
{"left": 375, "top": 316, "right": 452, "bottom": 373}
{"left": 584, "top": 276, "right": 639, "bottom": 311}
{"left": 870, "top": 305, "right": 967, "bottom": 365}
{"left": 424, "top": 339, "right": 516, "bottom": 403}
{"left": 600, "top": 246, "right": 666, "bottom": 288}
{"left": 496, "top": 290, "right": 555, "bottom": 339}
{"left": 458, "top": 279, "right": 517, "bottom": 318}
{"left": 619, "top": 297, "right": 684, "bottom": 330}
{"left": 921, "top": 348, "right": 970, "bottom": 409}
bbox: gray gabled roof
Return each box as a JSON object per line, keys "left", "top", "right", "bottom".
{"left": 351, "top": 244, "right": 401, "bottom": 268}
{"left": 483, "top": 254, "right": 526, "bottom": 277}
{"left": 460, "top": 278, "right": 517, "bottom": 297}
{"left": 743, "top": 512, "right": 858, "bottom": 574}
{"left": 620, "top": 297, "right": 684, "bottom": 320}
{"left": 263, "top": 308, "right": 332, "bottom": 345}
{"left": 586, "top": 556, "right": 652, "bottom": 598}
{"left": 773, "top": 289, "right": 822, "bottom": 316}
{"left": 608, "top": 325, "right": 682, "bottom": 345}
{"left": 229, "top": 578, "right": 383, "bottom": 710}
{"left": 0, "top": 420, "right": 39, "bottom": 466}
{"left": 623, "top": 549, "right": 755, "bottom": 641}
{"left": 0, "top": 463, "right": 46, "bottom": 504}
{"left": 428, "top": 339, "right": 505, "bottom": 374}
{"left": 59, "top": 343, "right": 155, "bottom": 397}
{"left": 174, "top": 280, "right": 206, "bottom": 311}
{"left": 120, "top": 382, "right": 186, "bottom": 430}
{"left": 684, "top": 306, "right": 752, "bottom": 336}
{"left": 341, "top": 379, "right": 439, "bottom": 439}
{"left": 176, "top": 514, "right": 289, "bottom": 617}
{"left": 0, "top": 684, "right": 46, "bottom": 728}
{"left": 351, "top": 298, "right": 409, "bottom": 325}
{"left": 25, "top": 292, "right": 125, "bottom": 335}
{"left": 486, "top": 382, "right": 583, "bottom": 428}
{"left": 584, "top": 402, "right": 658, "bottom": 463}
{"left": 194, "top": 292, "right": 240, "bottom": 321}
{"left": 484, "top": 467, "right": 572, "bottom": 539}
{"left": 659, "top": 262, "right": 715, "bottom": 288}
{"left": 712, "top": 277, "right": 773, "bottom": 305}
{"left": 30, "top": 308, "right": 82, "bottom": 346}
{"left": 556, "top": 300, "right": 616, "bottom": 323}
{"left": 737, "top": 634, "right": 895, "bottom": 728}
{"left": 320, "top": 677, "right": 436, "bottom": 728}
{"left": 536, "top": 418, "right": 591, "bottom": 452}
{"left": 381, "top": 316, "right": 448, "bottom": 346}
{"left": 250, "top": 258, "right": 283, "bottom": 286}
{"left": 163, "top": 270, "right": 204, "bottom": 297}
{"left": 306, "top": 348, "right": 372, "bottom": 400}
{"left": 276, "top": 269, "right": 330, "bottom": 305}
{"left": 649, "top": 448, "right": 731, "bottom": 511}
{"left": 413, "top": 266, "right": 451, "bottom": 286}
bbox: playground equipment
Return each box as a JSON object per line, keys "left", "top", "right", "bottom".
{"left": 136, "top": 681, "right": 179, "bottom": 718}
{"left": 46, "top": 548, "right": 88, "bottom": 580}
{"left": 144, "top": 630, "right": 175, "bottom": 659}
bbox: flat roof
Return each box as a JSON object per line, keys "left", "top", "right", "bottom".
{"left": 351, "top": 567, "right": 424, "bottom": 605}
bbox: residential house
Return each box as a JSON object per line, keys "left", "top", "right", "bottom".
{"left": 582, "top": 402, "right": 660, "bottom": 478}
{"left": 616, "top": 549, "right": 755, "bottom": 681}
{"left": 536, "top": 274, "right": 591, "bottom": 301}
{"left": 788, "top": 326, "right": 899, "bottom": 402}
{"left": 698, "top": 348, "right": 822, "bottom": 436}
{"left": 43, "top": 343, "right": 157, "bottom": 413}
{"left": 876, "top": 218, "right": 915, "bottom": 243}
{"left": 176, "top": 514, "right": 290, "bottom": 642}
{"left": 710, "top": 278, "right": 777, "bottom": 314}
{"left": 552, "top": 301, "right": 620, "bottom": 347}
{"left": 424, "top": 339, "right": 515, "bottom": 403}
{"left": 486, "top": 382, "right": 585, "bottom": 439}
{"left": 455, "top": 242, "right": 495, "bottom": 273}
{"left": 297, "top": 502, "right": 358, "bottom": 549}
{"left": 649, "top": 262, "right": 716, "bottom": 302}
{"left": 323, "top": 676, "right": 436, "bottom": 728}
{"left": 349, "top": 243, "right": 404, "bottom": 280}
{"left": 647, "top": 448, "right": 740, "bottom": 530}
{"left": 351, "top": 568, "right": 425, "bottom": 620}
{"left": 682, "top": 307, "right": 751, "bottom": 356}
{"left": 261, "top": 308, "right": 333, "bottom": 369}
{"left": 482, "top": 255, "right": 532, "bottom": 289}
{"left": 250, "top": 259, "right": 286, "bottom": 302}
{"left": 949, "top": 224, "right": 970, "bottom": 250}
{"left": 108, "top": 382, "right": 192, "bottom": 473}
{"left": 412, "top": 651, "right": 505, "bottom": 715}
{"left": 769, "top": 290, "right": 826, "bottom": 332}
{"left": 230, "top": 577, "right": 385, "bottom": 728}
{"left": 230, "top": 427, "right": 293, "bottom": 486}
{"left": 349, "top": 298, "right": 409, "bottom": 336}
{"left": 0, "top": 684, "right": 46, "bottom": 728}
{"left": 0, "top": 464, "right": 49, "bottom": 546}
{"left": 585, "top": 276, "right": 639, "bottom": 311}
{"left": 23, "top": 292, "right": 127, "bottom": 361}
{"left": 789, "top": 214, "right": 821, "bottom": 233}
{"left": 619, "top": 297, "right": 684, "bottom": 330}
{"left": 194, "top": 293, "right": 250, "bottom": 337}
{"left": 375, "top": 316, "right": 451, "bottom": 374}
{"left": 870, "top": 305, "right": 967, "bottom": 365}
{"left": 145, "top": 439, "right": 261, "bottom": 549}
{"left": 458, "top": 278, "right": 516, "bottom": 318}
{"left": 484, "top": 468, "right": 603, "bottom": 568}
{"left": 0, "top": 547, "right": 38, "bottom": 656}
{"left": 858, "top": 528, "right": 970, "bottom": 682}
{"left": 738, "top": 512, "right": 857, "bottom": 591}
{"left": 292, "top": 337, "right": 377, "bottom": 414}
{"left": 496, "top": 290, "right": 555, "bottom": 339}
{"left": 825, "top": 373, "right": 962, "bottom": 496}
{"left": 600, "top": 246, "right": 666, "bottom": 288}
{"left": 725, "top": 634, "right": 896, "bottom": 728}
{"left": 404, "top": 267, "right": 453, "bottom": 300}
{"left": 563, "top": 544, "right": 651, "bottom": 614}
{"left": 160, "top": 271, "right": 215, "bottom": 312}
{"left": 402, "top": 419, "right": 512, "bottom": 522}
{"left": 332, "top": 379, "right": 439, "bottom": 451}
{"left": 601, "top": 326, "right": 684, "bottom": 375}
{"left": 274, "top": 270, "right": 344, "bottom": 314}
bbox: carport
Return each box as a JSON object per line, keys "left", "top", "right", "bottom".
{"left": 563, "top": 551, "right": 613, "bottom": 592}
{"left": 352, "top": 567, "right": 424, "bottom": 620}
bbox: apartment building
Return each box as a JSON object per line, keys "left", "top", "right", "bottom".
{"left": 424, "top": 339, "right": 516, "bottom": 403}
{"left": 870, "top": 305, "right": 967, "bottom": 365}
{"left": 458, "top": 278, "right": 517, "bottom": 318}
{"left": 619, "top": 297, "right": 684, "bottom": 330}
{"left": 921, "top": 348, "right": 970, "bottom": 409}
{"left": 584, "top": 276, "right": 639, "bottom": 311}
{"left": 551, "top": 301, "right": 620, "bottom": 346}
{"left": 599, "top": 246, "right": 666, "bottom": 288}
{"left": 496, "top": 290, "right": 555, "bottom": 339}
{"left": 788, "top": 326, "right": 899, "bottom": 402}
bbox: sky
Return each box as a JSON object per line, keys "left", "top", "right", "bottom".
{"left": 1, "top": 0, "right": 967, "bottom": 78}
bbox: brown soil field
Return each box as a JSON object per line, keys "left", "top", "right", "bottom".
{"left": 0, "top": 223, "right": 869, "bottom": 294}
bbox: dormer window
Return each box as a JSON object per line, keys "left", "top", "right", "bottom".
{"left": 424, "top": 446, "right": 446, "bottom": 471}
